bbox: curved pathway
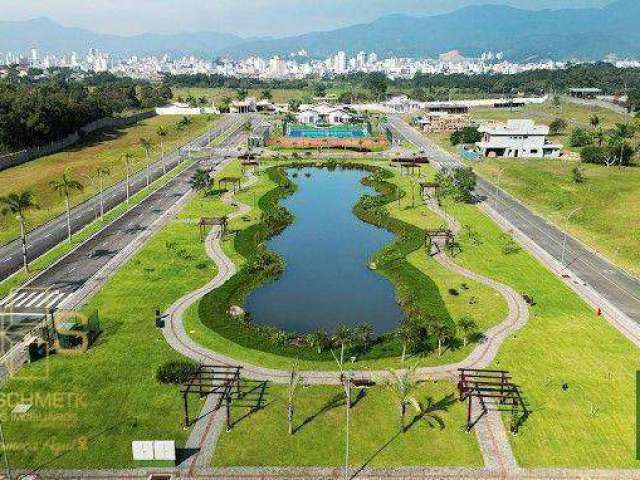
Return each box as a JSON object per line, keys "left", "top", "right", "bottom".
{"left": 162, "top": 165, "right": 530, "bottom": 472}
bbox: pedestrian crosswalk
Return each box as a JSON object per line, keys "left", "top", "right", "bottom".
{"left": 0, "top": 289, "right": 71, "bottom": 312}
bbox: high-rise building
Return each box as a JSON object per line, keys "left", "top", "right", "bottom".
{"left": 356, "top": 51, "right": 367, "bottom": 69}
{"left": 334, "top": 51, "right": 347, "bottom": 74}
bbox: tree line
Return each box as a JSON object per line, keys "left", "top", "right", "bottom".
{"left": 0, "top": 73, "right": 172, "bottom": 152}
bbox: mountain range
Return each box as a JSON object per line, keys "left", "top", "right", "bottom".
{"left": 1, "top": 0, "right": 639, "bottom": 61}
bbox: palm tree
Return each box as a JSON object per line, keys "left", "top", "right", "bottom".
{"left": 0, "top": 191, "right": 38, "bottom": 272}
{"left": 287, "top": 362, "right": 304, "bottom": 435}
{"left": 156, "top": 126, "right": 169, "bottom": 174}
{"left": 355, "top": 323, "right": 375, "bottom": 352}
{"left": 458, "top": 315, "right": 478, "bottom": 347}
{"left": 121, "top": 152, "right": 135, "bottom": 204}
{"left": 380, "top": 365, "right": 421, "bottom": 433}
{"left": 49, "top": 168, "right": 84, "bottom": 243}
{"left": 189, "top": 168, "right": 211, "bottom": 193}
{"left": 431, "top": 319, "right": 452, "bottom": 357}
{"left": 306, "top": 329, "right": 329, "bottom": 354}
{"left": 333, "top": 324, "right": 354, "bottom": 350}
{"left": 96, "top": 166, "right": 111, "bottom": 220}
{"left": 139, "top": 137, "right": 153, "bottom": 187}
{"left": 594, "top": 127, "right": 606, "bottom": 147}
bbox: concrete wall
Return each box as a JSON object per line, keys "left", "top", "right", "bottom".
{"left": 0, "top": 111, "right": 156, "bottom": 172}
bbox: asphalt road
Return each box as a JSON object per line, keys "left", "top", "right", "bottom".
{"left": 0, "top": 114, "right": 243, "bottom": 282}
{"left": 0, "top": 118, "right": 247, "bottom": 354}
{"left": 389, "top": 116, "right": 640, "bottom": 325}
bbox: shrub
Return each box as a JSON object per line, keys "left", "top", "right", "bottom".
{"left": 156, "top": 360, "right": 198, "bottom": 385}
{"left": 450, "top": 127, "right": 482, "bottom": 146}
{"left": 549, "top": 118, "right": 568, "bottom": 136}
{"left": 571, "top": 166, "right": 586, "bottom": 184}
{"left": 569, "top": 128, "right": 593, "bottom": 148}
{"left": 581, "top": 145, "right": 608, "bottom": 165}
{"left": 448, "top": 288, "right": 459, "bottom": 296}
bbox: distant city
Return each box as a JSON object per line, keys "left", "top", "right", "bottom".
{"left": 3, "top": 47, "right": 640, "bottom": 81}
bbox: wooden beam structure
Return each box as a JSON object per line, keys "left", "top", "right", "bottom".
{"left": 457, "top": 368, "right": 529, "bottom": 434}
{"left": 198, "top": 216, "right": 228, "bottom": 242}
{"left": 219, "top": 176, "right": 242, "bottom": 193}
{"left": 181, "top": 364, "right": 242, "bottom": 428}
{"left": 425, "top": 228, "right": 455, "bottom": 256}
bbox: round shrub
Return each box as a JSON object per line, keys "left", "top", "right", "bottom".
{"left": 156, "top": 360, "right": 198, "bottom": 385}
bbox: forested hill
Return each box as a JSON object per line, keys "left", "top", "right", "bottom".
{"left": 221, "top": 0, "right": 640, "bottom": 60}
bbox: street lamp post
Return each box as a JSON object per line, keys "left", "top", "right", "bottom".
{"left": 561, "top": 207, "right": 582, "bottom": 268}
{"left": 344, "top": 370, "right": 353, "bottom": 480}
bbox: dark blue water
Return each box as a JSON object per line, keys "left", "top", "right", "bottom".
{"left": 244, "top": 167, "right": 403, "bottom": 335}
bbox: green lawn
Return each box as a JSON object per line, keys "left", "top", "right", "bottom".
{"left": 0, "top": 114, "right": 213, "bottom": 245}
{"left": 474, "top": 158, "right": 640, "bottom": 278}
{"left": 441, "top": 196, "right": 640, "bottom": 468}
{"left": 0, "top": 172, "right": 232, "bottom": 469}
{"left": 213, "top": 382, "right": 483, "bottom": 467}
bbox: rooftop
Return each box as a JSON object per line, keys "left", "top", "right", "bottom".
{"left": 479, "top": 119, "right": 550, "bottom": 136}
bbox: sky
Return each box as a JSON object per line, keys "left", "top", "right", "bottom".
{"left": 0, "top": 0, "right": 612, "bottom": 37}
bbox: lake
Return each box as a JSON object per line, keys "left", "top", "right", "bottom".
{"left": 244, "top": 166, "right": 403, "bottom": 335}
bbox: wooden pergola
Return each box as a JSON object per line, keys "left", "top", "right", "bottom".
{"left": 219, "top": 176, "right": 242, "bottom": 192}
{"left": 181, "top": 364, "right": 242, "bottom": 429}
{"left": 425, "top": 228, "right": 455, "bottom": 256}
{"left": 241, "top": 156, "right": 260, "bottom": 173}
{"left": 198, "top": 216, "right": 228, "bottom": 242}
{"left": 457, "top": 368, "right": 529, "bottom": 434}
{"left": 420, "top": 181, "right": 441, "bottom": 199}
{"left": 398, "top": 161, "right": 420, "bottom": 176}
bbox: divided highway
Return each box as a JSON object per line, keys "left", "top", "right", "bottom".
{"left": 0, "top": 115, "right": 243, "bottom": 282}
{"left": 0, "top": 117, "right": 246, "bottom": 354}
{"left": 389, "top": 116, "right": 640, "bottom": 325}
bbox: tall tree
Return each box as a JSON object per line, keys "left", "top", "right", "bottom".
{"left": 458, "top": 316, "right": 478, "bottom": 347}
{"left": 49, "top": 168, "right": 84, "bottom": 243}
{"left": 139, "top": 137, "right": 153, "bottom": 187}
{"left": 287, "top": 362, "right": 304, "bottom": 435}
{"left": 189, "top": 168, "right": 211, "bottom": 193}
{"left": 381, "top": 365, "right": 421, "bottom": 433}
{"left": 121, "top": 152, "right": 135, "bottom": 203}
{"left": 0, "top": 191, "right": 38, "bottom": 272}
{"left": 156, "top": 126, "right": 169, "bottom": 175}
{"left": 96, "top": 166, "right": 111, "bottom": 220}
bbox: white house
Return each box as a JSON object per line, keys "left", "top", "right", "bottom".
{"left": 383, "top": 95, "right": 422, "bottom": 114}
{"left": 156, "top": 102, "right": 219, "bottom": 116}
{"left": 296, "top": 103, "right": 353, "bottom": 124}
{"left": 230, "top": 97, "right": 257, "bottom": 113}
{"left": 476, "top": 120, "right": 562, "bottom": 158}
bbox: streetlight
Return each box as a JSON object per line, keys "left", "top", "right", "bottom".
{"left": 494, "top": 166, "right": 507, "bottom": 210}
{"left": 343, "top": 370, "right": 353, "bottom": 480}
{"left": 561, "top": 207, "right": 582, "bottom": 268}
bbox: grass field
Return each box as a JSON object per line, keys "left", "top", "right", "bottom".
{"left": 474, "top": 158, "right": 640, "bottom": 277}
{"left": 213, "top": 382, "right": 483, "bottom": 467}
{"left": 439, "top": 193, "right": 640, "bottom": 468}
{"left": 0, "top": 169, "right": 233, "bottom": 469}
{"left": 0, "top": 114, "right": 213, "bottom": 245}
